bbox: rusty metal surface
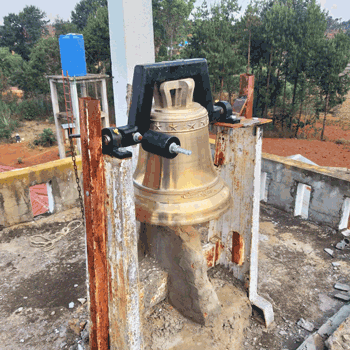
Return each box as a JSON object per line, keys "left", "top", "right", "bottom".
{"left": 214, "top": 117, "right": 271, "bottom": 130}
{"left": 79, "top": 97, "right": 109, "bottom": 349}
{"left": 104, "top": 156, "right": 143, "bottom": 350}
{"left": 232, "top": 97, "right": 247, "bottom": 115}
{"left": 203, "top": 236, "right": 224, "bottom": 268}
{"left": 238, "top": 74, "right": 255, "bottom": 119}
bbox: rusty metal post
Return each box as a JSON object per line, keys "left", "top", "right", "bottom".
{"left": 104, "top": 155, "right": 143, "bottom": 350}
{"left": 239, "top": 74, "right": 255, "bottom": 119}
{"left": 79, "top": 97, "right": 109, "bottom": 350}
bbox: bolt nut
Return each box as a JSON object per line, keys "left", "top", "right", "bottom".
{"left": 103, "top": 135, "right": 111, "bottom": 145}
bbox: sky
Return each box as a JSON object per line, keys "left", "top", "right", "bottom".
{"left": 0, "top": 0, "right": 349, "bottom": 26}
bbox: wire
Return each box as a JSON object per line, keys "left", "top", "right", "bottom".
{"left": 29, "top": 220, "right": 82, "bottom": 251}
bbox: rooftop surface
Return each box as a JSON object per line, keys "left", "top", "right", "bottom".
{"left": 0, "top": 204, "right": 349, "bottom": 349}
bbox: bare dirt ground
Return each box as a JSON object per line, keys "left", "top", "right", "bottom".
{"left": 0, "top": 120, "right": 60, "bottom": 169}
{"left": 0, "top": 204, "right": 349, "bottom": 349}
{"left": 262, "top": 113, "right": 350, "bottom": 168}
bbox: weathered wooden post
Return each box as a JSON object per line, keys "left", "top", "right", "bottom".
{"left": 79, "top": 97, "right": 142, "bottom": 349}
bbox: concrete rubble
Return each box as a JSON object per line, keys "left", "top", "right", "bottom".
{"left": 334, "top": 283, "right": 350, "bottom": 292}
{"left": 297, "top": 318, "right": 315, "bottom": 332}
{"left": 297, "top": 305, "right": 350, "bottom": 350}
{"left": 1, "top": 203, "right": 350, "bottom": 349}
{"left": 324, "top": 248, "right": 334, "bottom": 257}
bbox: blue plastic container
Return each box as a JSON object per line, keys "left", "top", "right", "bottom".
{"left": 59, "top": 34, "right": 87, "bottom": 77}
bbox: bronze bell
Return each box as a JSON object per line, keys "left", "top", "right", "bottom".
{"left": 133, "top": 78, "right": 232, "bottom": 226}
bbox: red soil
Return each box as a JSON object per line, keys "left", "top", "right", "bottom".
{"left": 262, "top": 138, "right": 350, "bottom": 168}
{"left": 0, "top": 142, "right": 59, "bottom": 169}
{"left": 262, "top": 116, "right": 350, "bottom": 168}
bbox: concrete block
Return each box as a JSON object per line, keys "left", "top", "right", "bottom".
{"left": 297, "top": 318, "right": 315, "bottom": 332}
{"left": 334, "top": 283, "right": 350, "bottom": 292}
{"left": 334, "top": 293, "right": 350, "bottom": 301}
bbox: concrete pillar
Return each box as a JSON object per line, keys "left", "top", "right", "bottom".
{"left": 107, "top": 0, "right": 155, "bottom": 126}
{"left": 49, "top": 80, "right": 65, "bottom": 159}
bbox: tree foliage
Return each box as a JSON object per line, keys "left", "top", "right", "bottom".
{"left": 0, "top": 6, "right": 48, "bottom": 60}
{"left": 71, "top": 0, "right": 107, "bottom": 31}
{"left": 0, "top": 48, "right": 25, "bottom": 86}
{"left": 153, "top": 0, "right": 195, "bottom": 60}
{"left": 53, "top": 17, "right": 79, "bottom": 37}
{"left": 185, "top": 0, "right": 244, "bottom": 98}
{"left": 12, "top": 37, "right": 61, "bottom": 95}
{"left": 83, "top": 7, "right": 111, "bottom": 74}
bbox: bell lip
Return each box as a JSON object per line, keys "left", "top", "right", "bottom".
{"left": 134, "top": 187, "right": 233, "bottom": 226}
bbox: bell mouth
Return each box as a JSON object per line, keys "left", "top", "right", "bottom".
{"left": 134, "top": 179, "right": 232, "bottom": 226}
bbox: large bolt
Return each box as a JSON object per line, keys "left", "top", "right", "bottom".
{"left": 133, "top": 132, "right": 143, "bottom": 143}
{"left": 169, "top": 142, "right": 192, "bottom": 156}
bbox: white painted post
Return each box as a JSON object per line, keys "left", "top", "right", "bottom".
{"left": 104, "top": 156, "right": 143, "bottom": 349}
{"left": 294, "top": 183, "right": 312, "bottom": 219}
{"left": 81, "top": 82, "right": 87, "bottom": 97}
{"left": 107, "top": 0, "right": 155, "bottom": 126}
{"left": 101, "top": 79, "right": 110, "bottom": 127}
{"left": 260, "top": 172, "right": 268, "bottom": 202}
{"left": 339, "top": 197, "right": 350, "bottom": 231}
{"left": 70, "top": 80, "right": 81, "bottom": 155}
{"left": 49, "top": 80, "right": 65, "bottom": 159}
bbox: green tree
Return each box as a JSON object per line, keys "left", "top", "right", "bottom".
{"left": 185, "top": 0, "right": 244, "bottom": 99}
{"left": 83, "top": 7, "right": 111, "bottom": 74}
{"left": 53, "top": 17, "right": 79, "bottom": 37}
{"left": 14, "top": 37, "right": 61, "bottom": 95}
{"left": 0, "top": 6, "right": 48, "bottom": 60}
{"left": 71, "top": 0, "right": 107, "bottom": 30}
{"left": 153, "top": 0, "right": 195, "bottom": 60}
{"left": 0, "top": 48, "right": 25, "bottom": 86}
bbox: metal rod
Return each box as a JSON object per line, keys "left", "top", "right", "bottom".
{"left": 68, "top": 134, "right": 81, "bottom": 139}
{"left": 169, "top": 142, "right": 192, "bottom": 155}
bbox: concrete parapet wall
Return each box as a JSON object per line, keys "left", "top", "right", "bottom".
{"left": 261, "top": 153, "right": 350, "bottom": 229}
{"left": 0, "top": 157, "right": 82, "bottom": 228}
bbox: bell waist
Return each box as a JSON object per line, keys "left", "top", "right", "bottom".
{"left": 134, "top": 177, "right": 225, "bottom": 201}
